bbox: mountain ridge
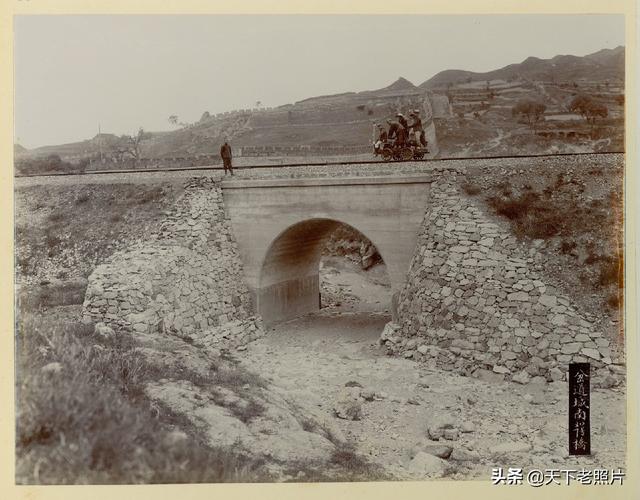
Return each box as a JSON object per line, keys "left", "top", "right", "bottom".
{"left": 420, "top": 45, "right": 624, "bottom": 88}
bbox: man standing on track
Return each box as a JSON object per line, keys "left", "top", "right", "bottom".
{"left": 409, "top": 110, "right": 427, "bottom": 147}
{"left": 220, "top": 140, "right": 234, "bottom": 176}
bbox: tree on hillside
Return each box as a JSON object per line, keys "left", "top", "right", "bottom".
{"left": 511, "top": 99, "right": 546, "bottom": 129}
{"left": 569, "top": 95, "right": 608, "bottom": 124}
{"left": 129, "top": 127, "right": 144, "bottom": 161}
{"left": 168, "top": 115, "right": 194, "bottom": 129}
{"left": 111, "top": 127, "right": 145, "bottom": 163}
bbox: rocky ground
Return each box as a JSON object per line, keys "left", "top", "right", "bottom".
{"left": 15, "top": 257, "right": 626, "bottom": 483}
{"left": 238, "top": 257, "right": 626, "bottom": 480}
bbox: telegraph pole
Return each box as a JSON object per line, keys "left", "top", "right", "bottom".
{"left": 98, "top": 123, "right": 103, "bottom": 163}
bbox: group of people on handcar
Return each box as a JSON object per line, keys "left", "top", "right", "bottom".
{"left": 374, "top": 109, "right": 428, "bottom": 158}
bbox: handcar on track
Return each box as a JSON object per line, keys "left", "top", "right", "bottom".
{"left": 374, "top": 138, "right": 428, "bottom": 161}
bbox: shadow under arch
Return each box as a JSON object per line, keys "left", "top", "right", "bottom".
{"left": 257, "top": 218, "right": 389, "bottom": 324}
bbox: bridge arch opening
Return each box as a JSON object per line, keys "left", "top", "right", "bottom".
{"left": 256, "top": 218, "right": 391, "bottom": 324}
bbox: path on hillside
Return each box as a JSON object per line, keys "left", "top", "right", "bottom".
{"left": 238, "top": 259, "right": 626, "bottom": 480}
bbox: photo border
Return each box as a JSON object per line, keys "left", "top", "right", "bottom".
{"left": 1, "top": 2, "right": 637, "bottom": 499}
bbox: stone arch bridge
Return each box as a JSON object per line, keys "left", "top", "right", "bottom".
{"left": 83, "top": 160, "right": 617, "bottom": 381}
{"left": 221, "top": 175, "right": 431, "bottom": 324}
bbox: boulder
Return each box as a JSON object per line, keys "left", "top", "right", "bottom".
{"left": 427, "top": 427, "right": 444, "bottom": 440}
{"left": 406, "top": 451, "right": 448, "bottom": 478}
{"left": 450, "top": 447, "right": 480, "bottom": 462}
{"left": 490, "top": 441, "right": 532, "bottom": 454}
{"left": 41, "top": 362, "right": 63, "bottom": 375}
{"left": 94, "top": 322, "right": 115, "bottom": 340}
{"left": 473, "top": 368, "right": 504, "bottom": 384}
{"left": 380, "top": 322, "right": 400, "bottom": 342}
{"left": 443, "top": 428, "right": 460, "bottom": 441}
{"left": 512, "top": 371, "right": 530, "bottom": 385}
{"left": 460, "top": 421, "right": 475, "bottom": 433}
{"left": 333, "top": 389, "right": 363, "bottom": 421}
{"left": 493, "top": 365, "right": 511, "bottom": 375}
{"left": 360, "top": 389, "right": 376, "bottom": 401}
{"left": 423, "top": 444, "right": 453, "bottom": 459}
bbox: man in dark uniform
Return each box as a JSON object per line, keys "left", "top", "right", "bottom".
{"left": 374, "top": 124, "right": 388, "bottom": 153}
{"left": 386, "top": 118, "right": 407, "bottom": 146}
{"left": 220, "top": 140, "right": 233, "bottom": 175}
{"left": 378, "top": 124, "right": 388, "bottom": 143}
{"left": 409, "top": 110, "right": 428, "bottom": 147}
{"left": 396, "top": 113, "right": 409, "bottom": 133}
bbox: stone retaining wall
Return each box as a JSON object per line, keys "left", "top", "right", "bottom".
{"left": 384, "top": 174, "right": 619, "bottom": 383}
{"left": 83, "top": 177, "right": 260, "bottom": 343}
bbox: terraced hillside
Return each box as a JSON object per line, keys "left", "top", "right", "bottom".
{"left": 15, "top": 47, "right": 624, "bottom": 172}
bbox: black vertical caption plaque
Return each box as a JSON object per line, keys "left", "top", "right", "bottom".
{"left": 569, "top": 363, "right": 591, "bottom": 455}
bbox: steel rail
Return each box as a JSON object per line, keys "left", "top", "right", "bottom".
{"left": 15, "top": 150, "right": 624, "bottom": 179}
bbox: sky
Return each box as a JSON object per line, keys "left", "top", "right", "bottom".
{"left": 14, "top": 14, "right": 625, "bottom": 149}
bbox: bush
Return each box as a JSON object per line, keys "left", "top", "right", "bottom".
{"left": 488, "top": 191, "right": 539, "bottom": 220}
{"left": 607, "top": 292, "right": 621, "bottom": 309}
{"left": 45, "top": 233, "right": 61, "bottom": 249}
{"left": 487, "top": 191, "right": 561, "bottom": 239}
{"left": 47, "top": 210, "right": 65, "bottom": 223}
{"left": 560, "top": 240, "right": 577, "bottom": 255}
{"left": 75, "top": 194, "right": 90, "bottom": 205}
{"left": 597, "top": 257, "right": 622, "bottom": 287}
{"left": 135, "top": 187, "right": 165, "bottom": 205}
{"left": 15, "top": 155, "right": 86, "bottom": 176}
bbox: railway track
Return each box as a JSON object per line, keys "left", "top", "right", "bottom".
{"left": 15, "top": 150, "right": 623, "bottom": 179}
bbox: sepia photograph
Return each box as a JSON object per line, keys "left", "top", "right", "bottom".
{"left": 7, "top": 5, "right": 636, "bottom": 494}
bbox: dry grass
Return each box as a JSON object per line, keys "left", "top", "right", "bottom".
{"left": 15, "top": 309, "right": 269, "bottom": 484}
{"left": 17, "top": 282, "right": 88, "bottom": 311}
{"left": 287, "top": 442, "right": 389, "bottom": 482}
{"left": 15, "top": 183, "right": 180, "bottom": 280}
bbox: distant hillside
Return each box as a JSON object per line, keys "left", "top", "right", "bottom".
{"left": 22, "top": 76, "right": 432, "bottom": 160}
{"left": 421, "top": 46, "right": 624, "bottom": 88}
{"left": 19, "top": 46, "right": 624, "bottom": 163}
